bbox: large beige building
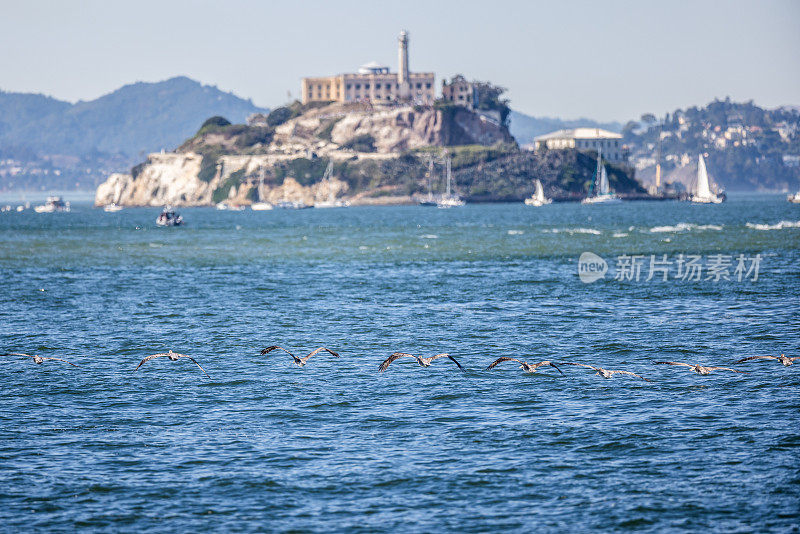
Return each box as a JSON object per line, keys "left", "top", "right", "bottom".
{"left": 301, "top": 31, "right": 435, "bottom": 105}
{"left": 534, "top": 128, "right": 626, "bottom": 162}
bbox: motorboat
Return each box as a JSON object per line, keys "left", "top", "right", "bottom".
{"left": 34, "top": 196, "right": 70, "bottom": 213}
{"left": 156, "top": 206, "right": 183, "bottom": 226}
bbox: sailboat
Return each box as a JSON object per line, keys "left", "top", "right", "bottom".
{"left": 582, "top": 150, "right": 621, "bottom": 204}
{"left": 419, "top": 156, "right": 437, "bottom": 206}
{"left": 436, "top": 156, "right": 465, "bottom": 208}
{"left": 524, "top": 179, "right": 551, "bottom": 206}
{"left": 788, "top": 191, "right": 800, "bottom": 204}
{"left": 690, "top": 154, "right": 723, "bottom": 204}
{"left": 251, "top": 167, "right": 274, "bottom": 210}
{"left": 314, "top": 161, "right": 349, "bottom": 208}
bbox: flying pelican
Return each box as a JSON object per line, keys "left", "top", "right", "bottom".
{"left": 260, "top": 345, "right": 339, "bottom": 367}
{"left": 2, "top": 352, "right": 78, "bottom": 367}
{"left": 654, "top": 361, "right": 746, "bottom": 375}
{"left": 134, "top": 350, "right": 210, "bottom": 378}
{"left": 378, "top": 352, "right": 463, "bottom": 372}
{"left": 560, "top": 362, "right": 650, "bottom": 381}
{"left": 486, "top": 357, "right": 564, "bottom": 375}
{"left": 735, "top": 354, "right": 798, "bottom": 367}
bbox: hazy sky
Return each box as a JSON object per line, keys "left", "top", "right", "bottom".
{"left": 1, "top": 0, "right": 798, "bottom": 121}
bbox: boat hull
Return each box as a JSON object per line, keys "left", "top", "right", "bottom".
{"left": 690, "top": 195, "right": 723, "bottom": 204}
{"left": 524, "top": 198, "right": 552, "bottom": 206}
{"left": 581, "top": 195, "right": 621, "bottom": 204}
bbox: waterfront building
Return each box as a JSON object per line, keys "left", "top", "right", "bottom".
{"left": 301, "top": 31, "right": 435, "bottom": 106}
{"left": 534, "top": 128, "right": 627, "bottom": 163}
{"left": 441, "top": 75, "right": 476, "bottom": 110}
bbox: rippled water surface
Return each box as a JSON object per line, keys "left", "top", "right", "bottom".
{"left": 1, "top": 194, "right": 799, "bottom": 532}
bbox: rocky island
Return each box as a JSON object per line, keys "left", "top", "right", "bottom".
{"left": 95, "top": 99, "right": 644, "bottom": 207}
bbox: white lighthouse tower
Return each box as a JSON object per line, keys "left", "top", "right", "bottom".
{"left": 398, "top": 30, "right": 410, "bottom": 99}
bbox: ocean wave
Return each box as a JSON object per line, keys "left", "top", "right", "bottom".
{"left": 649, "top": 223, "right": 723, "bottom": 233}
{"left": 612, "top": 232, "right": 628, "bottom": 238}
{"left": 745, "top": 220, "right": 800, "bottom": 231}
{"left": 507, "top": 230, "right": 524, "bottom": 235}
{"left": 419, "top": 234, "right": 439, "bottom": 239}
{"left": 544, "top": 228, "right": 602, "bottom": 235}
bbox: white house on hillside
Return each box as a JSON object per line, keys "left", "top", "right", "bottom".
{"left": 533, "top": 128, "right": 626, "bottom": 162}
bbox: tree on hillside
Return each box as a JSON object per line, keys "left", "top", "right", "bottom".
{"left": 473, "top": 82, "right": 511, "bottom": 127}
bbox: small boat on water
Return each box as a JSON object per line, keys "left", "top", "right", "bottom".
{"left": 103, "top": 203, "right": 123, "bottom": 212}
{"left": 314, "top": 162, "right": 350, "bottom": 208}
{"left": 216, "top": 202, "right": 244, "bottom": 211}
{"left": 250, "top": 168, "right": 274, "bottom": 210}
{"left": 524, "top": 179, "right": 552, "bottom": 206}
{"left": 436, "top": 156, "right": 465, "bottom": 208}
{"left": 276, "top": 201, "right": 312, "bottom": 210}
{"left": 582, "top": 151, "right": 621, "bottom": 204}
{"left": 690, "top": 155, "right": 724, "bottom": 204}
{"left": 419, "top": 157, "right": 438, "bottom": 206}
{"left": 34, "top": 196, "right": 70, "bottom": 213}
{"left": 787, "top": 191, "right": 800, "bottom": 204}
{"left": 156, "top": 206, "right": 183, "bottom": 226}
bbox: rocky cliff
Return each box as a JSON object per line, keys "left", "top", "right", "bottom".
{"left": 95, "top": 102, "right": 644, "bottom": 207}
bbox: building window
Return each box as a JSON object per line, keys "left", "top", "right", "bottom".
{"left": 375, "top": 83, "right": 381, "bottom": 89}
{"left": 355, "top": 84, "right": 361, "bottom": 89}
{"left": 365, "top": 83, "right": 370, "bottom": 89}
{"left": 416, "top": 83, "right": 422, "bottom": 89}
{"left": 346, "top": 84, "right": 351, "bottom": 90}
{"left": 426, "top": 83, "right": 431, "bottom": 89}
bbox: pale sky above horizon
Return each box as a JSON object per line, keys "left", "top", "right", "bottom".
{"left": 1, "top": 0, "right": 798, "bottom": 122}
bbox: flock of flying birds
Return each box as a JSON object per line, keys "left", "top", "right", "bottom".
{"left": 2, "top": 347, "right": 797, "bottom": 381}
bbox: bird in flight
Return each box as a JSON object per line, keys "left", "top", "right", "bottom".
{"left": 260, "top": 345, "right": 339, "bottom": 367}
{"left": 654, "top": 361, "right": 746, "bottom": 375}
{"left": 378, "top": 352, "right": 463, "bottom": 372}
{"left": 2, "top": 352, "right": 78, "bottom": 367}
{"left": 735, "top": 354, "right": 798, "bottom": 367}
{"left": 134, "top": 350, "right": 210, "bottom": 378}
{"left": 560, "top": 362, "right": 650, "bottom": 381}
{"left": 486, "top": 357, "right": 563, "bottom": 375}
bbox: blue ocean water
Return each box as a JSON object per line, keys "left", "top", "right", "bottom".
{"left": 1, "top": 194, "right": 798, "bottom": 532}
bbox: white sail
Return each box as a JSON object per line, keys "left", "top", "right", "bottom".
{"left": 690, "top": 154, "right": 723, "bottom": 203}
{"left": 598, "top": 165, "right": 609, "bottom": 196}
{"left": 437, "top": 155, "right": 464, "bottom": 207}
{"left": 534, "top": 179, "right": 545, "bottom": 202}
{"left": 696, "top": 155, "right": 711, "bottom": 199}
{"left": 581, "top": 149, "right": 621, "bottom": 204}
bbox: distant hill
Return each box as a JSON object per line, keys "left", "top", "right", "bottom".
{"left": 625, "top": 98, "right": 800, "bottom": 191}
{"left": 0, "top": 77, "right": 268, "bottom": 190}
{"left": 508, "top": 111, "right": 622, "bottom": 146}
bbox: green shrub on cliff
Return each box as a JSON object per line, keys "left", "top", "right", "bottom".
{"left": 317, "top": 117, "right": 343, "bottom": 142}
{"left": 274, "top": 158, "right": 329, "bottom": 186}
{"left": 342, "top": 134, "right": 376, "bottom": 153}
{"left": 198, "top": 116, "right": 232, "bottom": 135}
{"left": 212, "top": 168, "right": 246, "bottom": 203}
